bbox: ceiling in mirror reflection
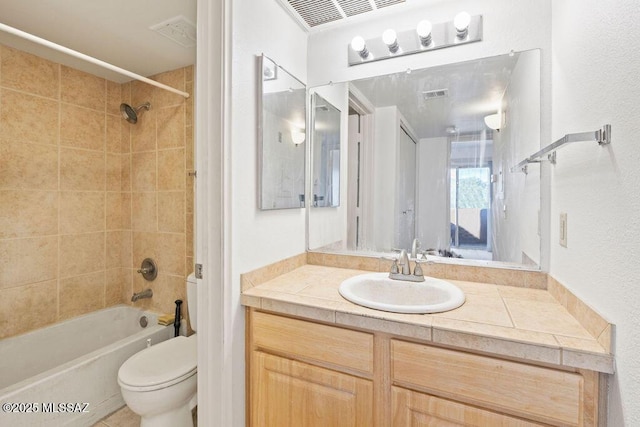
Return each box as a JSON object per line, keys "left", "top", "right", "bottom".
{"left": 350, "top": 53, "right": 519, "bottom": 138}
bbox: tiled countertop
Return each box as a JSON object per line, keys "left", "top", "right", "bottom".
{"left": 241, "top": 264, "right": 614, "bottom": 374}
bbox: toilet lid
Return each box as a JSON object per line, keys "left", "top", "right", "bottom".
{"left": 118, "top": 335, "right": 197, "bottom": 391}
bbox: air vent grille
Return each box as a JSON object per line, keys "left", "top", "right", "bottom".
{"left": 284, "top": 0, "right": 405, "bottom": 29}
{"left": 288, "top": 0, "right": 343, "bottom": 27}
{"left": 336, "top": 0, "right": 373, "bottom": 17}
{"left": 374, "top": 0, "right": 404, "bottom": 9}
{"left": 423, "top": 89, "right": 449, "bottom": 100}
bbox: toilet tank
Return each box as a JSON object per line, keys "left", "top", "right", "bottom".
{"left": 187, "top": 273, "right": 197, "bottom": 332}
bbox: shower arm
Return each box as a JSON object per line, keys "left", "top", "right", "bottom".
{"left": 0, "top": 22, "right": 190, "bottom": 99}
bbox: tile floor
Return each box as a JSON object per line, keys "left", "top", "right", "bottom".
{"left": 93, "top": 405, "right": 197, "bottom": 426}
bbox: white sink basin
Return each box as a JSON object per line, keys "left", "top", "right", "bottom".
{"left": 339, "top": 272, "right": 465, "bottom": 314}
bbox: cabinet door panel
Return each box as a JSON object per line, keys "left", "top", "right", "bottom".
{"left": 251, "top": 351, "right": 373, "bottom": 427}
{"left": 391, "top": 340, "right": 582, "bottom": 426}
{"left": 392, "top": 386, "right": 548, "bottom": 427}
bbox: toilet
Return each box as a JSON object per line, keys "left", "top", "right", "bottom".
{"left": 118, "top": 274, "right": 198, "bottom": 427}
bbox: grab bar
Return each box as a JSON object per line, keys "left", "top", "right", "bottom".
{"left": 511, "top": 124, "right": 611, "bottom": 174}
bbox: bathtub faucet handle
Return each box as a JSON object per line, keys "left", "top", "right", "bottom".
{"left": 137, "top": 258, "right": 158, "bottom": 281}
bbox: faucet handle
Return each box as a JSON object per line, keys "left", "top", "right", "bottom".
{"left": 382, "top": 256, "right": 400, "bottom": 274}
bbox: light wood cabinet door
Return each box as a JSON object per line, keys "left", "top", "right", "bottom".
{"left": 391, "top": 386, "right": 548, "bottom": 427}
{"left": 251, "top": 351, "right": 374, "bottom": 427}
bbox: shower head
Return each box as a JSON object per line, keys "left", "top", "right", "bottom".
{"left": 120, "top": 102, "right": 151, "bottom": 124}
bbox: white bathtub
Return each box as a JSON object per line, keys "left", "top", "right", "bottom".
{"left": 0, "top": 305, "right": 173, "bottom": 426}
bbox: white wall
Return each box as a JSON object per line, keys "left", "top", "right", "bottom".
{"left": 416, "top": 137, "right": 451, "bottom": 251}
{"left": 307, "top": 0, "right": 553, "bottom": 268}
{"left": 491, "top": 50, "right": 541, "bottom": 264}
{"left": 229, "top": 0, "right": 308, "bottom": 424}
{"left": 550, "top": 1, "right": 640, "bottom": 425}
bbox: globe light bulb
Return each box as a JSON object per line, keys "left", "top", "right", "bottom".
{"left": 454, "top": 12, "right": 471, "bottom": 39}
{"left": 382, "top": 29, "right": 399, "bottom": 53}
{"left": 416, "top": 20, "right": 433, "bottom": 46}
{"left": 350, "top": 36, "right": 369, "bottom": 59}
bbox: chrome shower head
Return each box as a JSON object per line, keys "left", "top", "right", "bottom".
{"left": 120, "top": 102, "right": 151, "bottom": 124}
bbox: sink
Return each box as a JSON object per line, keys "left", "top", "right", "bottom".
{"left": 339, "top": 272, "right": 465, "bottom": 314}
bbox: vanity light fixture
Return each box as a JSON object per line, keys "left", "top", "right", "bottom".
{"left": 454, "top": 11, "right": 471, "bottom": 39}
{"left": 416, "top": 20, "right": 433, "bottom": 47}
{"left": 484, "top": 113, "right": 501, "bottom": 131}
{"left": 348, "top": 14, "right": 482, "bottom": 66}
{"left": 382, "top": 29, "right": 399, "bottom": 53}
{"left": 350, "top": 36, "right": 370, "bottom": 59}
{"left": 291, "top": 128, "right": 305, "bottom": 145}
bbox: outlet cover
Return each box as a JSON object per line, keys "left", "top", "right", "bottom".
{"left": 559, "top": 213, "right": 568, "bottom": 247}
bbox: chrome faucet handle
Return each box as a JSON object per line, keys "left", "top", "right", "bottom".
{"left": 381, "top": 256, "right": 400, "bottom": 274}
{"left": 413, "top": 258, "right": 433, "bottom": 277}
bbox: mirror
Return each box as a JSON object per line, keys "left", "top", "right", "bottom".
{"left": 258, "top": 54, "right": 306, "bottom": 210}
{"left": 311, "top": 93, "right": 341, "bottom": 208}
{"left": 308, "top": 50, "right": 541, "bottom": 267}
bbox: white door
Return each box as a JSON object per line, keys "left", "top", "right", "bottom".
{"left": 347, "top": 113, "right": 362, "bottom": 250}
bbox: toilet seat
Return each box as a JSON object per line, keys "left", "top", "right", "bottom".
{"left": 118, "top": 335, "right": 197, "bottom": 392}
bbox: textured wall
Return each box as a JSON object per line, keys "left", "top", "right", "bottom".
{"left": 0, "top": 44, "right": 194, "bottom": 339}
{"left": 550, "top": 1, "right": 640, "bottom": 425}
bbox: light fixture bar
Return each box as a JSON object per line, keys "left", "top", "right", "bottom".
{"left": 348, "top": 15, "right": 482, "bottom": 66}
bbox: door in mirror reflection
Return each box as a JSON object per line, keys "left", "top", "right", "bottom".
{"left": 311, "top": 93, "right": 341, "bottom": 208}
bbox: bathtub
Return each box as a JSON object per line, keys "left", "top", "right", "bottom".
{"left": 0, "top": 305, "right": 172, "bottom": 426}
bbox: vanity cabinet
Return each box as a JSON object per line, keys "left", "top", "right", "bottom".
{"left": 247, "top": 309, "right": 599, "bottom": 427}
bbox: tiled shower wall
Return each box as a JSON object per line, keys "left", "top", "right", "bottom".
{"left": 0, "top": 45, "right": 194, "bottom": 339}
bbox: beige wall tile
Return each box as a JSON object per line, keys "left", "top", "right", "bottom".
{"left": 148, "top": 274, "right": 187, "bottom": 315}
{"left": 131, "top": 192, "right": 157, "bottom": 232}
{"left": 185, "top": 65, "right": 194, "bottom": 82}
{"left": 106, "top": 192, "right": 122, "bottom": 230}
{"left": 0, "top": 236, "right": 57, "bottom": 288}
{"left": 60, "top": 148, "right": 105, "bottom": 191}
{"left": 106, "top": 153, "right": 122, "bottom": 191}
{"left": 61, "top": 66, "right": 105, "bottom": 111}
{"left": 186, "top": 213, "right": 194, "bottom": 257}
{"left": 0, "top": 190, "right": 57, "bottom": 238}
{"left": 130, "top": 108, "right": 156, "bottom": 152}
{"left": 186, "top": 176, "right": 194, "bottom": 214}
{"left": 1, "top": 46, "right": 59, "bottom": 99}
{"left": 0, "top": 140, "right": 58, "bottom": 190}
{"left": 131, "top": 80, "right": 153, "bottom": 108}
{"left": 157, "top": 105, "right": 185, "bottom": 149}
{"left": 60, "top": 104, "right": 105, "bottom": 150}
{"left": 121, "top": 192, "right": 132, "bottom": 230}
{"left": 106, "top": 114, "right": 121, "bottom": 153}
{"left": 156, "top": 233, "right": 186, "bottom": 276}
{"left": 59, "top": 191, "right": 105, "bottom": 234}
{"left": 185, "top": 82, "right": 194, "bottom": 125}
{"left": 106, "top": 268, "right": 125, "bottom": 306}
{"left": 157, "top": 149, "right": 185, "bottom": 191}
{"left": 106, "top": 231, "right": 124, "bottom": 269}
{"left": 121, "top": 120, "right": 131, "bottom": 153}
{"left": 106, "top": 81, "right": 121, "bottom": 115}
{"left": 153, "top": 68, "right": 185, "bottom": 108}
{"left": 0, "top": 280, "right": 57, "bottom": 339}
{"left": 132, "top": 152, "right": 156, "bottom": 191}
{"left": 121, "top": 231, "right": 132, "bottom": 268}
{"left": 1, "top": 89, "right": 58, "bottom": 144}
{"left": 59, "top": 232, "right": 105, "bottom": 278}
{"left": 186, "top": 126, "right": 194, "bottom": 168}
{"left": 121, "top": 153, "right": 131, "bottom": 191}
{"left": 158, "top": 191, "right": 185, "bottom": 233}
{"left": 59, "top": 271, "right": 105, "bottom": 319}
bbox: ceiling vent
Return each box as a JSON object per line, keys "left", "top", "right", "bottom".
{"left": 284, "top": 0, "right": 405, "bottom": 29}
{"left": 150, "top": 15, "right": 196, "bottom": 48}
{"left": 423, "top": 89, "right": 449, "bottom": 100}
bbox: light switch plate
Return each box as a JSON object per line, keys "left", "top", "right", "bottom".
{"left": 559, "top": 213, "right": 568, "bottom": 247}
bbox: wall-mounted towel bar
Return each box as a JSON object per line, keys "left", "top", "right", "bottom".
{"left": 511, "top": 124, "right": 611, "bottom": 174}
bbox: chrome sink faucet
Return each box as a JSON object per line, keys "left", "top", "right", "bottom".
{"left": 389, "top": 249, "right": 426, "bottom": 282}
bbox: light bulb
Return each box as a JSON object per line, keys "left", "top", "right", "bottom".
{"left": 350, "top": 36, "right": 369, "bottom": 59}
{"left": 484, "top": 113, "right": 501, "bottom": 130}
{"left": 454, "top": 12, "right": 471, "bottom": 39}
{"left": 382, "top": 29, "right": 399, "bottom": 53}
{"left": 416, "top": 20, "right": 433, "bottom": 46}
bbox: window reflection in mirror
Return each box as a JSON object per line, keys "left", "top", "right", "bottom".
{"left": 258, "top": 55, "right": 306, "bottom": 210}
{"left": 311, "top": 93, "right": 341, "bottom": 208}
{"left": 307, "top": 50, "right": 541, "bottom": 268}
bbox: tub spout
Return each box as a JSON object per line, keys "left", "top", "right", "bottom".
{"left": 131, "top": 288, "right": 153, "bottom": 302}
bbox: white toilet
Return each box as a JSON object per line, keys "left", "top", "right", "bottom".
{"left": 118, "top": 274, "right": 198, "bottom": 427}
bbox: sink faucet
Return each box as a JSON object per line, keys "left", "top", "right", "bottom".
{"left": 131, "top": 288, "right": 153, "bottom": 302}
{"left": 389, "top": 249, "right": 426, "bottom": 282}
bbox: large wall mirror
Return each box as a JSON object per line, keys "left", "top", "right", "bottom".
{"left": 307, "top": 49, "right": 542, "bottom": 268}
{"left": 258, "top": 54, "right": 306, "bottom": 210}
